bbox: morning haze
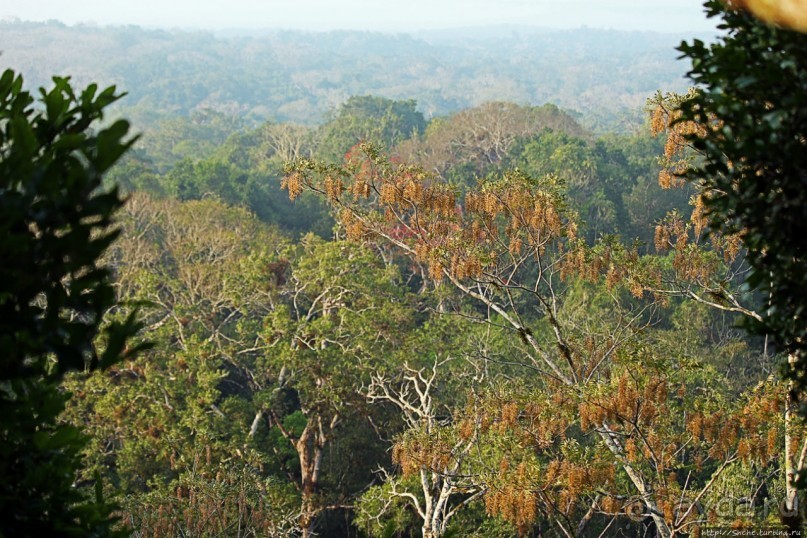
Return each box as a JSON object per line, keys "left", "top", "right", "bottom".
{"left": 3, "top": 0, "right": 714, "bottom": 32}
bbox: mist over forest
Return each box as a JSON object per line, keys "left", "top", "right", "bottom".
{"left": 0, "top": 20, "right": 702, "bottom": 132}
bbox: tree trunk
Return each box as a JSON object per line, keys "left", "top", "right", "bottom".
{"left": 782, "top": 353, "right": 803, "bottom": 532}
{"left": 296, "top": 416, "right": 326, "bottom": 538}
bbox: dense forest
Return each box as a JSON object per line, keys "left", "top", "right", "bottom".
{"left": 0, "top": 20, "right": 700, "bottom": 132}
{"left": 2, "top": 1, "right": 807, "bottom": 537}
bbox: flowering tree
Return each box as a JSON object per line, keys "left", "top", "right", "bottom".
{"left": 283, "top": 143, "right": 780, "bottom": 536}
{"left": 646, "top": 1, "right": 807, "bottom": 526}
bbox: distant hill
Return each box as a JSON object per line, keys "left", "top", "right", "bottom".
{"left": 0, "top": 20, "right": 708, "bottom": 132}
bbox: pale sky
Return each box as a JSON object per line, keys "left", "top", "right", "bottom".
{"left": 2, "top": 0, "right": 715, "bottom": 32}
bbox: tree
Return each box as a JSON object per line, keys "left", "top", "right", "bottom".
{"left": 135, "top": 109, "right": 246, "bottom": 171}
{"left": 358, "top": 320, "right": 493, "bottom": 538}
{"left": 316, "top": 95, "right": 426, "bottom": 161}
{"left": 643, "top": 88, "right": 807, "bottom": 533}
{"left": 395, "top": 102, "right": 587, "bottom": 185}
{"left": 283, "top": 144, "right": 781, "bottom": 537}
{"left": 672, "top": 0, "right": 807, "bottom": 387}
{"left": 649, "top": 1, "right": 807, "bottom": 524}
{"left": 505, "top": 130, "right": 628, "bottom": 240}
{"left": 261, "top": 235, "right": 417, "bottom": 537}
{"left": 260, "top": 122, "right": 312, "bottom": 165}
{"left": 0, "top": 69, "right": 145, "bottom": 535}
{"left": 64, "top": 194, "right": 428, "bottom": 537}
{"left": 62, "top": 194, "right": 299, "bottom": 536}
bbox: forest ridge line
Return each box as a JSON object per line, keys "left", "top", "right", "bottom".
{"left": 0, "top": 19, "right": 712, "bottom": 132}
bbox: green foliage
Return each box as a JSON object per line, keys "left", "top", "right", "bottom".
{"left": 104, "top": 149, "right": 165, "bottom": 196}
{"left": 166, "top": 157, "right": 247, "bottom": 202}
{"left": 506, "top": 129, "right": 689, "bottom": 244}
{"left": 355, "top": 478, "right": 421, "bottom": 537}
{"left": 675, "top": 3, "right": 807, "bottom": 396}
{"left": 0, "top": 68, "right": 143, "bottom": 536}
{"left": 261, "top": 233, "right": 417, "bottom": 428}
{"left": 129, "top": 123, "right": 333, "bottom": 237}
{"left": 137, "top": 109, "right": 247, "bottom": 171}
{"left": 62, "top": 194, "right": 298, "bottom": 534}
{"left": 64, "top": 199, "right": 426, "bottom": 535}
{"left": 316, "top": 95, "right": 425, "bottom": 161}
{"left": 507, "top": 130, "right": 618, "bottom": 238}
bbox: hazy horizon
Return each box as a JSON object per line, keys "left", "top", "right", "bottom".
{"left": 2, "top": 0, "right": 716, "bottom": 34}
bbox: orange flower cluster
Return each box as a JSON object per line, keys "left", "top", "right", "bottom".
{"left": 599, "top": 495, "right": 624, "bottom": 515}
{"left": 691, "top": 194, "right": 709, "bottom": 238}
{"left": 672, "top": 247, "right": 720, "bottom": 284}
{"left": 392, "top": 431, "right": 455, "bottom": 477}
{"left": 734, "top": 386, "right": 785, "bottom": 463}
{"left": 280, "top": 171, "right": 304, "bottom": 201}
{"left": 711, "top": 232, "right": 744, "bottom": 264}
{"left": 650, "top": 99, "right": 709, "bottom": 191}
{"left": 684, "top": 408, "right": 770, "bottom": 464}
{"left": 654, "top": 212, "right": 689, "bottom": 253}
{"left": 338, "top": 209, "right": 366, "bottom": 241}
{"left": 484, "top": 461, "right": 539, "bottom": 534}
{"left": 579, "top": 373, "right": 669, "bottom": 433}
{"left": 322, "top": 175, "right": 344, "bottom": 202}
{"left": 537, "top": 456, "right": 615, "bottom": 517}
{"left": 467, "top": 390, "right": 571, "bottom": 451}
